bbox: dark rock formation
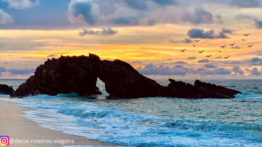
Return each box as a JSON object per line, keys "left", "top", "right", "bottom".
{"left": 167, "top": 79, "right": 215, "bottom": 99}
{"left": 98, "top": 60, "right": 167, "bottom": 98}
{"left": 15, "top": 76, "right": 36, "bottom": 97}
{"left": 0, "top": 84, "right": 13, "bottom": 95}
{"left": 16, "top": 54, "right": 102, "bottom": 97}
{"left": 15, "top": 53, "right": 241, "bottom": 99}
{"left": 194, "top": 80, "right": 241, "bottom": 98}
{"left": 167, "top": 79, "right": 240, "bottom": 99}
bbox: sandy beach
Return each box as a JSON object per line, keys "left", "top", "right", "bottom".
{"left": 0, "top": 99, "right": 119, "bottom": 147}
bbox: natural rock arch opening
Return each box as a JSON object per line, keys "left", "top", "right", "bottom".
{"left": 96, "top": 78, "right": 109, "bottom": 96}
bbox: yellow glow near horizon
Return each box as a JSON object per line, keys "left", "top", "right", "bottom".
{"left": 0, "top": 24, "right": 261, "bottom": 67}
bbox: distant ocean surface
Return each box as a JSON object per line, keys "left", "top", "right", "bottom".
{"left": 1, "top": 79, "right": 262, "bottom": 147}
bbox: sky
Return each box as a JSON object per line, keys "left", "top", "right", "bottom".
{"left": 0, "top": 0, "right": 262, "bottom": 79}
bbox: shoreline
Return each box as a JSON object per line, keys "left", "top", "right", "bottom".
{"left": 0, "top": 98, "right": 120, "bottom": 147}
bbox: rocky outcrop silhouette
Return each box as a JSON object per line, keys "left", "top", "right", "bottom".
{"left": 16, "top": 54, "right": 101, "bottom": 97}
{"left": 194, "top": 80, "right": 241, "bottom": 98}
{"left": 15, "top": 76, "right": 36, "bottom": 97}
{"left": 167, "top": 79, "right": 240, "bottom": 99}
{"left": 15, "top": 53, "right": 241, "bottom": 99}
{"left": 0, "top": 84, "right": 13, "bottom": 95}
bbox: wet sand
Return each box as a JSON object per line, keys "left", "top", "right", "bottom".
{"left": 0, "top": 99, "right": 120, "bottom": 147}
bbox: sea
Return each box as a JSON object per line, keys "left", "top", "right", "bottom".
{"left": 0, "top": 79, "right": 262, "bottom": 147}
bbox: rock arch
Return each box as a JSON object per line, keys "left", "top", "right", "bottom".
{"left": 15, "top": 54, "right": 241, "bottom": 99}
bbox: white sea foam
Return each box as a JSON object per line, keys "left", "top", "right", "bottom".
{"left": 235, "top": 91, "right": 262, "bottom": 99}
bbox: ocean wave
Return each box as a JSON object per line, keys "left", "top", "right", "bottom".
{"left": 235, "top": 91, "right": 262, "bottom": 99}
{"left": 22, "top": 107, "right": 262, "bottom": 147}
{"left": 1, "top": 89, "right": 262, "bottom": 146}
{"left": 23, "top": 99, "right": 262, "bottom": 146}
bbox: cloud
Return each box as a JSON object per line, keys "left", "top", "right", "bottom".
{"left": 230, "top": 0, "right": 261, "bottom": 8}
{"left": 64, "top": 0, "right": 262, "bottom": 29}
{"left": 0, "top": 67, "right": 7, "bottom": 74}
{"left": 220, "top": 60, "right": 244, "bottom": 65}
{"left": 95, "top": 0, "right": 117, "bottom": 17}
{"left": 232, "top": 66, "right": 244, "bottom": 75}
{"left": 196, "top": 68, "right": 205, "bottom": 72}
{"left": 249, "top": 57, "right": 262, "bottom": 65}
{"left": 255, "top": 19, "right": 262, "bottom": 29}
{"left": 217, "top": 28, "right": 234, "bottom": 38}
{"left": 68, "top": 0, "right": 96, "bottom": 25}
{"left": 250, "top": 57, "right": 261, "bottom": 63}
{"left": 183, "top": 8, "right": 213, "bottom": 25}
{"left": 251, "top": 67, "right": 261, "bottom": 76}
{"left": 79, "top": 28, "right": 100, "bottom": 36}
{"left": 195, "top": 69, "right": 215, "bottom": 75}
{"left": 9, "top": 68, "right": 36, "bottom": 75}
{"left": 231, "top": 46, "right": 241, "bottom": 49}
{"left": 2, "top": 0, "right": 262, "bottom": 30}
{"left": 216, "top": 56, "right": 222, "bottom": 59}
{"left": 79, "top": 28, "right": 118, "bottom": 37}
{"left": 191, "top": 67, "right": 232, "bottom": 76}
{"left": 215, "top": 68, "right": 231, "bottom": 75}
{"left": 152, "top": 0, "right": 177, "bottom": 6}
{"left": 137, "top": 63, "right": 188, "bottom": 75}
{"left": 231, "top": 61, "right": 241, "bottom": 64}
{"left": 3, "top": 0, "right": 40, "bottom": 9}
{"left": 187, "top": 56, "right": 196, "bottom": 59}
{"left": 112, "top": 17, "right": 131, "bottom": 25}
{"left": 216, "top": 15, "right": 224, "bottom": 24}
{"left": 221, "top": 28, "right": 233, "bottom": 34}
{"left": 181, "top": 38, "right": 192, "bottom": 43}
{"left": 197, "top": 59, "right": 209, "bottom": 63}
{"left": 131, "top": 61, "right": 143, "bottom": 64}
{"left": 66, "top": 0, "right": 181, "bottom": 27}
{"left": 136, "top": 63, "right": 244, "bottom": 76}
{"left": 0, "top": 9, "right": 13, "bottom": 25}
{"left": 235, "top": 14, "right": 253, "bottom": 20}
{"left": 175, "top": 65, "right": 183, "bottom": 68}
{"left": 169, "top": 38, "right": 192, "bottom": 44}
{"left": 111, "top": 17, "right": 140, "bottom": 25}
{"left": 216, "top": 15, "right": 222, "bottom": 19}
{"left": 47, "top": 54, "right": 58, "bottom": 58}
{"left": 187, "top": 28, "right": 233, "bottom": 39}
{"left": 147, "top": 19, "right": 155, "bottom": 26}
{"left": 196, "top": 68, "right": 231, "bottom": 75}
{"left": 171, "top": 61, "right": 188, "bottom": 64}
{"left": 101, "top": 27, "right": 118, "bottom": 35}
{"left": 124, "top": 0, "right": 148, "bottom": 11}
{"left": 204, "top": 64, "right": 217, "bottom": 68}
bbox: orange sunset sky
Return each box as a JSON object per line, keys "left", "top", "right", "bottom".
{"left": 0, "top": 0, "right": 262, "bottom": 79}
